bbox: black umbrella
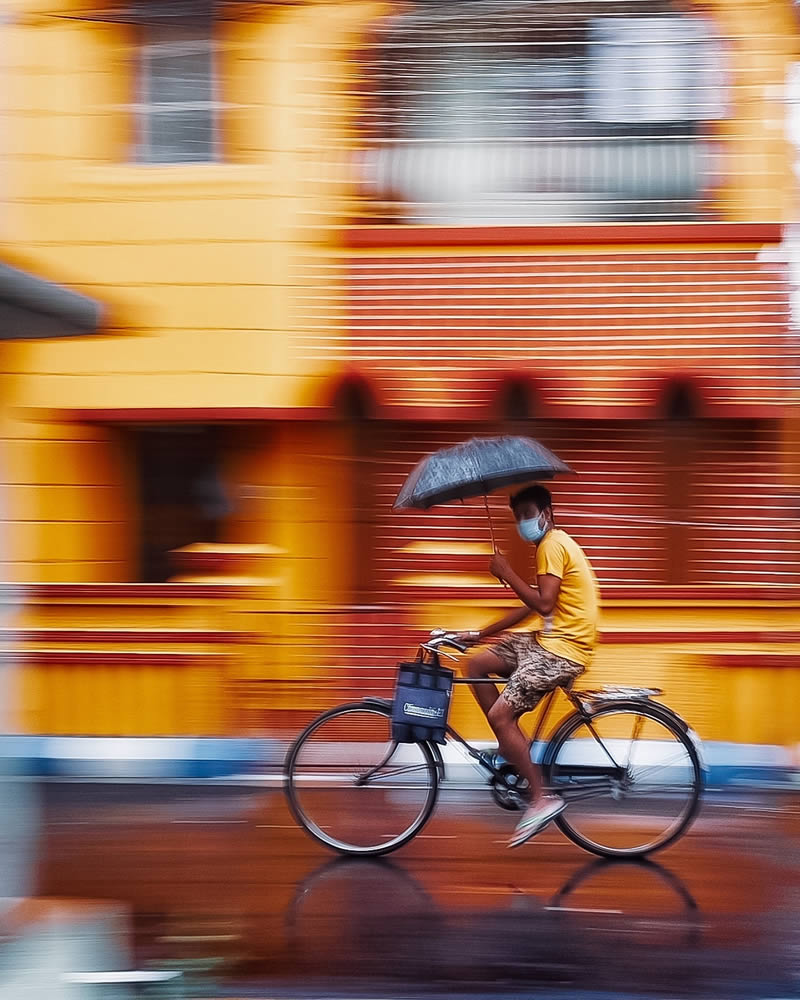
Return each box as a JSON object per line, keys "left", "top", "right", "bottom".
{"left": 394, "top": 435, "right": 573, "bottom": 551}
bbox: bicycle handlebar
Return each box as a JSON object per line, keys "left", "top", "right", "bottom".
{"left": 425, "top": 628, "right": 468, "bottom": 654}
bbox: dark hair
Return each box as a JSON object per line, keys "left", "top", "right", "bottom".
{"left": 509, "top": 484, "right": 553, "bottom": 513}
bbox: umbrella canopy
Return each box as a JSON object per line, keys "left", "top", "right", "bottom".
{"left": 393, "top": 436, "right": 573, "bottom": 511}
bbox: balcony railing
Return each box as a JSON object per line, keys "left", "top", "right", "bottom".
{"left": 357, "top": 136, "right": 719, "bottom": 224}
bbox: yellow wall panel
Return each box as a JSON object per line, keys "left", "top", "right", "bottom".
{"left": 150, "top": 666, "right": 173, "bottom": 736}
{"left": 16, "top": 372, "right": 304, "bottom": 412}
{"left": 0, "top": 421, "right": 133, "bottom": 580}
{"left": 16, "top": 328, "right": 290, "bottom": 384}
{"left": 782, "top": 670, "right": 800, "bottom": 745}
{"left": 2, "top": 439, "right": 120, "bottom": 486}
{"left": 0, "top": 418, "right": 112, "bottom": 443}
{"left": 16, "top": 665, "right": 42, "bottom": 734}
{"left": 10, "top": 661, "right": 230, "bottom": 737}
{"left": 4, "top": 485, "right": 127, "bottom": 523}
{"left": 12, "top": 561, "right": 130, "bottom": 584}
{"left": 80, "top": 283, "right": 289, "bottom": 336}
{"left": 732, "top": 670, "right": 761, "bottom": 745}
{"left": 23, "top": 242, "right": 289, "bottom": 290}
{"left": 8, "top": 194, "right": 274, "bottom": 245}
{"left": 704, "top": 0, "right": 796, "bottom": 221}
{"left": 4, "top": 521, "right": 123, "bottom": 564}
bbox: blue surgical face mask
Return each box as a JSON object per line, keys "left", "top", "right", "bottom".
{"left": 517, "top": 514, "right": 547, "bottom": 544}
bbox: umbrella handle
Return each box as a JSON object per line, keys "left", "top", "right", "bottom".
{"left": 483, "top": 494, "right": 497, "bottom": 552}
{"left": 483, "top": 495, "right": 510, "bottom": 589}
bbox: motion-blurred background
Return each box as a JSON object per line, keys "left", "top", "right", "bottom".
{"left": 1, "top": 2, "right": 800, "bottom": 997}
{"left": 2, "top": 0, "right": 799, "bottom": 751}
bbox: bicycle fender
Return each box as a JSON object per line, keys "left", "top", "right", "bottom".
{"left": 362, "top": 696, "right": 392, "bottom": 711}
{"left": 647, "top": 702, "right": 691, "bottom": 733}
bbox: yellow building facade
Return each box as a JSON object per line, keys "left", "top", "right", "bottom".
{"left": 1, "top": 0, "right": 799, "bottom": 750}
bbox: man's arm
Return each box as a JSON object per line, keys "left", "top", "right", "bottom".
{"left": 476, "top": 605, "right": 536, "bottom": 641}
{"left": 489, "top": 553, "right": 561, "bottom": 617}
{"left": 455, "top": 605, "right": 535, "bottom": 647}
{"left": 504, "top": 572, "right": 560, "bottom": 617}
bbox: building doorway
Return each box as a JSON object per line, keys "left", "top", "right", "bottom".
{"left": 132, "top": 425, "right": 232, "bottom": 582}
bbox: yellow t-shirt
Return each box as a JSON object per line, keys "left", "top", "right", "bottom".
{"left": 533, "top": 528, "right": 600, "bottom": 668}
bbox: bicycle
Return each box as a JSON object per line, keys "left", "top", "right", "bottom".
{"left": 284, "top": 628, "right": 705, "bottom": 859}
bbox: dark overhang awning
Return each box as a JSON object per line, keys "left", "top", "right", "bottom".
{"left": 41, "top": 0, "right": 276, "bottom": 25}
{"left": 0, "top": 262, "right": 104, "bottom": 339}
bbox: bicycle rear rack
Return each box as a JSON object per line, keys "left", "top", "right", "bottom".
{"left": 578, "top": 685, "right": 663, "bottom": 702}
{"left": 573, "top": 685, "right": 663, "bottom": 714}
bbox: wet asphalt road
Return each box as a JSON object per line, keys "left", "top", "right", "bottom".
{"left": 31, "top": 782, "right": 800, "bottom": 999}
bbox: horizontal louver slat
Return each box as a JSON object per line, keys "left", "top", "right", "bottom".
{"left": 297, "top": 246, "right": 793, "bottom": 418}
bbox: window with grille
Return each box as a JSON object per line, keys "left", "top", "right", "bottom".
{"left": 136, "top": 16, "right": 219, "bottom": 164}
{"left": 359, "top": 0, "right": 729, "bottom": 223}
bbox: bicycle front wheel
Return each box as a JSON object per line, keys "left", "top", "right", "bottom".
{"left": 544, "top": 702, "right": 702, "bottom": 858}
{"left": 284, "top": 702, "right": 440, "bottom": 856}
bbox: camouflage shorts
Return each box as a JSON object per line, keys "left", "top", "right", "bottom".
{"left": 491, "top": 632, "right": 584, "bottom": 715}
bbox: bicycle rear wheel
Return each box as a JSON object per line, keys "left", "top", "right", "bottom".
{"left": 284, "top": 702, "right": 439, "bottom": 856}
{"left": 544, "top": 702, "right": 702, "bottom": 858}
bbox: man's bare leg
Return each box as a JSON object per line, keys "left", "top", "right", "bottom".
{"left": 465, "top": 649, "right": 512, "bottom": 717}
{"left": 489, "top": 695, "right": 567, "bottom": 848}
{"left": 487, "top": 697, "right": 544, "bottom": 802}
{"left": 464, "top": 651, "right": 541, "bottom": 795}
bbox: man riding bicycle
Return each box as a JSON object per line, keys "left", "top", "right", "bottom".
{"left": 456, "top": 484, "right": 600, "bottom": 848}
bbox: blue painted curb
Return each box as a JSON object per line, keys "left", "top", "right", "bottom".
{"left": 0, "top": 736, "right": 278, "bottom": 779}
{"left": 0, "top": 736, "right": 795, "bottom": 787}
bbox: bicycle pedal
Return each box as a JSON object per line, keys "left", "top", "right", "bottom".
{"left": 478, "top": 750, "right": 504, "bottom": 771}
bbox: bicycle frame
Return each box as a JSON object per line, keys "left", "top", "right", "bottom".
{"left": 418, "top": 643, "right": 630, "bottom": 795}
{"left": 432, "top": 681, "right": 674, "bottom": 806}
{"left": 416, "top": 630, "right": 589, "bottom": 783}
{"left": 444, "top": 678, "right": 572, "bottom": 778}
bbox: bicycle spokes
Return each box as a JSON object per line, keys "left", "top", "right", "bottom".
{"left": 286, "top": 703, "right": 439, "bottom": 855}
{"left": 547, "top": 705, "right": 702, "bottom": 856}
{"left": 355, "top": 761, "right": 436, "bottom": 784}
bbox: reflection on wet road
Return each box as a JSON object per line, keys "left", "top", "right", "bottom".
{"left": 36, "top": 784, "right": 800, "bottom": 998}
